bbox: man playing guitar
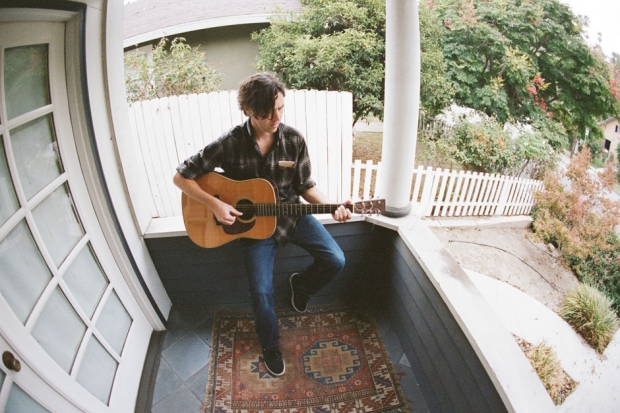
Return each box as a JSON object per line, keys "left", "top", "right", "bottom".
{"left": 173, "top": 73, "right": 351, "bottom": 377}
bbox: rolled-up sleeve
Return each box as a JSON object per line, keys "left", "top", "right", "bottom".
{"left": 293, "top": 138, "right": 316, "bottom": 195}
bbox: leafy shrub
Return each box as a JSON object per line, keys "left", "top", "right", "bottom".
{"left": 431, "top": 106, "right": 559, "bottom": 177}
{"left": 532, "top": 147, "right": 620, "bottom": 261}
{"left": 416, "top": 124, "right": 463, "bottom": 170}
{"left": 565, "top": 236, "right": 620, "bottom": 315}
{"left": 450, "top": 118, "right": 519, "bottom": 174}
{"left": 532, "top": 147, "right": 620, "bottom": 322}
{"left": 124, "top": 37, "right": 221, "bottom": 102}
{"left": 560, "top": 284, "right": 619, "bottom": 353}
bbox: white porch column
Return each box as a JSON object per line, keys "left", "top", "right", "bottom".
{"left": 378, "top": 0, "right": 421, "bottom": 216}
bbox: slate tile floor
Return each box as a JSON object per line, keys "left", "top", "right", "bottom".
{"left": 148, "top": 300, "right": 425, "bottom": 413}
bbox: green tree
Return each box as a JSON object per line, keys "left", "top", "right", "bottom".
{"left": 419, "top": 0, "right": 455, "bottom": 116}
{"left": 436, "top": 0, "right": 619, "bottom": 153}
{"left": 253, "top": 0, "right": 453, "bottom": 124}
{"left": 124, "top": 37, "right": 221, "bottom": 102}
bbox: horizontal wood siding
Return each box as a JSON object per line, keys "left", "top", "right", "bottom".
{"left": 144, "top": 221, "right": 375, "bottom": 304}
{"left": 145, "top": 222, "right": 506, "bottom": 412}
{"left": 367, "top": 227, "right": 507, "bottom": 413}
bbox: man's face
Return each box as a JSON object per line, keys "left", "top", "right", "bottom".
{"left": 249, "top": 92, "right": 284, "bottom": 135}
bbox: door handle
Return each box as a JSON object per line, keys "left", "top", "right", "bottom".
{"left": 2, "top": 351, "right": 21, "bottom": 372}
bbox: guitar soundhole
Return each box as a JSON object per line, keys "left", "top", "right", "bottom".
{"left": 236, "top": 199, "right": 255, "bottom": 222}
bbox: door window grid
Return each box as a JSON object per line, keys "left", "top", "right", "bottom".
{"left": 0, "top": 137, "right": 19, "bottom": 226}
{"left": 0, "top": 38, "right": 133, "bottom": 406}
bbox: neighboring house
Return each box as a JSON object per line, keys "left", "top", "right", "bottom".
{"left": 599, "top": 117, "right": 620, "bottom": 165}
{"left": 123, "top": 0, "right": 302, "bottom": 90}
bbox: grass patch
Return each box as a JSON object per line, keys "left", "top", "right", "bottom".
{"left": 352, "top": 131, "right": 382, "bottom": 163}
{"left": 516, "top": 338, "right": 578, "bottom": 405}
{"left": 560, "top": 284, "right": 619, "bottom": 353}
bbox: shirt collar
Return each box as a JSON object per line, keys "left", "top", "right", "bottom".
{"left": 243, "top": 118, "right": 282, "bottom": 149}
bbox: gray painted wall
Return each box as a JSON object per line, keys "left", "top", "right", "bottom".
{"left": 183, "top": 23, "right": 269, "bottom": 90}
{"left": 125, "top": 23, "right": 268, "bottom": 91}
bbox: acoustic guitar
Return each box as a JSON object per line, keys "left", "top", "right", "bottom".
{"left": 182, "top": 172, "right": 386, "bottom": 248}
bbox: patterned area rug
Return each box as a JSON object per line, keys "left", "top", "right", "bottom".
{"left": 203, "top": 306, "right": 408, "bottom": 413}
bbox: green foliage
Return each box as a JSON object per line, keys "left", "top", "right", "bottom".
{"left": 435, "top": 0, "right": 620, "bottom": 148}
{"left": 560, "top": 284, "right": 619, "bottom": 353}
{"left": 617, "top": 146, "right": 620, "bottom": 183}
{"left": 450, "top": 118, "right": 518, "bottom": 174}
{"left": 419, "top": 0, "right": 455, "bottom": 116}
{"left": 124, "top": 37, "right": 221, "bottom": 102}
{"left": 415, "top": 111, "right": 558, "bottom": 177}
{"left": 532, "top": 147, "right": 620, "bottom": 259}
{"left": 565, "top": 235, "right": 620, "bottom": 316}
{"left": 532, "top": 147, "right": 620, "bottom": 318}
{"left": 416, "top": 126, "right": 463, "bottom": 170}
{"left": 253, "top": 0, "right": 453, "bottom": 123}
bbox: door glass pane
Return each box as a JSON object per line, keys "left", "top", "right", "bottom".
{"left": 0, "top": 137, "right": 20, "bottom": 226}
{"left": 0, "top": 221, "right": 52, "bottom": 323}
{"left": 96, "top": 291, "right": 132, "bottom": 355}
{"left": 63, "top": 244, "right": 108, "bottom": 318}
{"left": 76, "top": 337, "right": 117, "bottom": 405}
{"left": 6, "top": 383, "right": 51, "bottom": 413}
{"left": 10, "top": 114, "right": 63, "bottom": 200}
{"left": 4, "top": 44, "right": 50, "bottom": 120}
{"left": 32, "top": 183, "right": 84, "bottom": 267}
{"left": 31, "top": 287, "right": 86, "bottom": 373}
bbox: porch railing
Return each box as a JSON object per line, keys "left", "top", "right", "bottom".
{"left": 127, "top": 90, "right": 542, "bottom": 222}
{"left": 351, "top": 161, "right": 543, "bottom": 217}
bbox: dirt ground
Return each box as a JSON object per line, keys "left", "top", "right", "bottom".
{"left": 429, "top": 225, "right": 580, "bottom": 312}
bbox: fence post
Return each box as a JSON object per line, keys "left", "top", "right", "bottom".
{"left": 420, "top": 166, "right": 438, "bottom": 216}
{"left": 495, "top": 176, "right": 511, "bottom": 216}
{"left": 374, "top": 161, "right": 383, "bottom": 198}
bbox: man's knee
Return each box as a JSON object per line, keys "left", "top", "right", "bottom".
{"left": 328, "top": 247, "right": 346, "bottom": 274}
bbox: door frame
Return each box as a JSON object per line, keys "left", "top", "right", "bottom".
{"left": 0, "top": 1, "right": 170, "bottom": 330}
{"left": 0, "top": 12, "right": 156, "bottom": 413}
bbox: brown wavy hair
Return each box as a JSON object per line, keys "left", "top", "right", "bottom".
{"left": 237, "top": 72, "right": 286, "bottom": 119}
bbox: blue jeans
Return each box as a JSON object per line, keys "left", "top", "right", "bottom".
{"left": 241, "top": 215, "right": 345, "bottom": 350}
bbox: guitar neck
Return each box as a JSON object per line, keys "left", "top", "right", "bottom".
{"left": 254, "top": 203, "right": 353, "bottom": 216}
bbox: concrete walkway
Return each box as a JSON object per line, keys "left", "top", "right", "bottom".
{"left": 426, "top": 217, "right": 620, "bottom": 412}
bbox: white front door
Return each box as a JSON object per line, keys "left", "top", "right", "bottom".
{"left": 0, "top": 17, "right": 152, "bottom": 413}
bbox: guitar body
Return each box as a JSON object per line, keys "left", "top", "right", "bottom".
{"left": 182, "top": 172, "right": 385, "bottom": 249}
{"left": 182, "top": 173, "right": 278, "bottom": 248}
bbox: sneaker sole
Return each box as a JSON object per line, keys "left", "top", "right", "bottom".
{"left": 265, "top": 359, "right": 286, "bottom": 376}
{"left": 289, "top": 273, "right": 307, "bottom": 313}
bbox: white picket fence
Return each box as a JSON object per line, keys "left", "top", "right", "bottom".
{"left": 127, "top": 90, "right": 353, "bottom": 218}
{"left": 351, "top": 161, "right": 543, "bottom": 217}
{"left": 127, "top": 90, "right": 542, "bottom": 221}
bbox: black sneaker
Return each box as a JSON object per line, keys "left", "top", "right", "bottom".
{"left": 262, "top": 347, "right": 285, "bottom": 376}
{"left": 289, "top": 273, "right": 308, "bottom": 313}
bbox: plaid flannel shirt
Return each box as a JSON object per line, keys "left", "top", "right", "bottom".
{"left": 176, "top": 120, "right": 316, "bottom": 243}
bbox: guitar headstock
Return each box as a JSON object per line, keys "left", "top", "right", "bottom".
{"left": 352, "top": 198, "right": 386, "bottom": 215}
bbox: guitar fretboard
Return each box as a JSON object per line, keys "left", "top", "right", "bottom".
{"left": 250, "top": 203, "right": 354, "bottom": 216}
